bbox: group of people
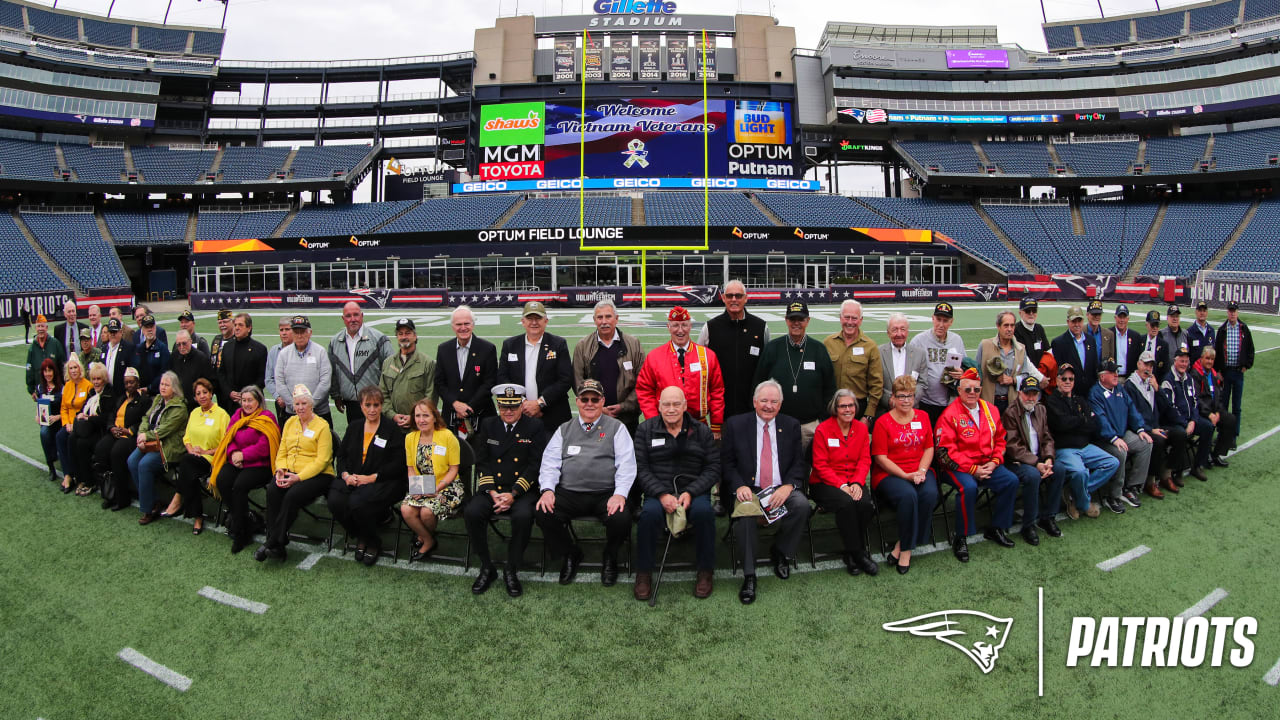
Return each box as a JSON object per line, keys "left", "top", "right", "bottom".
{"left": 24, "top": 286, "right": 1255, "bottom": 604}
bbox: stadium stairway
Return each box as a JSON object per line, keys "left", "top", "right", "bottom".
{"left": 207, "top": 146, "right": 225, "bottom": 179}
{"left": 53, "top": 145, "right": 71, "bottom": 180}
{"left": 281, "top": 148, "right": 298, "bottom": 176}
{"left": 1122, "top": 200, "right": 1169, "bottom": 280}
{"left": 274, "top": 206, "right": 300, "bottom": 238}
{"left": 123, "top": 146, "right": 140, "bottom": 182}
{"left": 369, "top": 201, "right": 421, "bottom": 233}
{"left": 1135, "top": 139, "right": 1148, "bottom": 168}
{"left": 492, "top": 197, "right": 527, "bottom": 228}
{"left": 972, "top": 141, "right": 993, "bottom": 168}
{"left": 1204, "top": 198, "right": 1261, "bottom": 271}
{"left": 94, "top": 210, "right": 113, "bottom": 245}
{"left": 1071, "top": 204, "right": 1085, "bottom": 235}
{"left": 851, "top": 197, "right": 909, "bottom": 227}
{"left": 1046, "top": 142, "right": 1066, "bottom": 173}
{"left": 973, "top": 203, "right": 1042, "bottom": 273}
{"left": 749, "top": 195, "right": 785, "bottom": 226}
{"left": 11, "top": 210, "right": 81, "bottom": 294}
{"left": 1201, "top": 135, "right": 1216, "bottom": 170}
{"left": 631, "top": 197, "right": 645, "bottom": 225}
{"left": 184, "top": 210, "right": 198, "bottom": 244}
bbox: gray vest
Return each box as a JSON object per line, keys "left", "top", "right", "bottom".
{"left": 558, "top": 415, "right": 621, "bottom": 494}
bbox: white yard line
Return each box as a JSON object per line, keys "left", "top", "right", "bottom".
{"left": 197, "top": 586, "right": 269, "bottom": 614}
{"left": 1263, "top": 656, "right": 1280, "bottom": 686}
{"left": 1229, "top": 424, "right": 1280, "bottom": 456}
{"left": 1096, "top": 545, "right": 1151, "bottom": 571}
{"left": 296, "top": 553, "right": 324, "bottom": 570}
{"left": 0, "top": 443, "right": 47, "bottom": 470}
{"left": 1177, "top": 588, "right": 1229, "bottom": 619}
{"left": 116, "top": 648, "right": 192, "bottom": 692}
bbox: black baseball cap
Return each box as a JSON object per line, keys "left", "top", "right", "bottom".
{"left": 1114, "top": 304, "right": 1130, "bottom": 317}
{"left": 139, "top": 314, "right": 156, "bottom": 327}
{"left": 785, "top": 301, "right": 809, "bottom": 320}
{"left": 1020, "top": 376, "right": 1042, "bottom": 393}
{"left": 1145, "top": 310, "right": 1161, "bottom": 325}
{"left": 1195, "top": 300, "right": 1208, "bottom": 311}
{"left": 106, "top": 318, "right": 122, "bottom": 332}
{"left": 289, "top": 315, "right": 311, "bottom": 330}
{"left": 1087, "top": 300, "right": 1104, "bottom": 315}
{"left": 1167, "top": 304, "right": 1181, "bottom": 316}
{"left": 1019, "top": 297, "right": 1038, "bottom": 312}
{"left": 1098, "top": 359, "right": 1119, "bottom": 376}
{"left": 1175, "top": 345, "right": 1190, "bottom": 357}
{"left": 395, "top": 318, "right": 416, "bottom": 331}
{"left": 1226, "top": 301, "right": 1240, "bottom": 311}
{"left": 933, "top": 302, "right": 954, "bottom": 318}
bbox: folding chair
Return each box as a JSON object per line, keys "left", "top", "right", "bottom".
{"left": 393, "top": 437, "right": 474, "bottom": 567}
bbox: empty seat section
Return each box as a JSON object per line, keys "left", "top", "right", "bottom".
{"left": 379, "top": 196, "right": 518, "bottom": 233}
{"left": 756, "top": 193, "right": 898, "bottom": 227}
{"left": 1188, "top": 1, "right": 1240, "bottom": 33}
{"left": 642, "top": 192, "right": 769, "bottom": 226}
{"left": 137, "top": 26, "right": 187, "bottom": 53}
{"left": 985, "top": 205, "right": 1069, "bottom": 271}
{"left": 0, "top": 2, "right": 23, "bottom": 30}
{"left": 1043, "top": 25, "right": 1077, "bottom": 51}
{"left": 131, "top": 147, "right": 215, "bottom": 184}
{"left": 1139, "top": 202, "right": 1251, "bottom": 276}
{"left": 1143, "top": 135, "right": 1207, "bottom": 175}
{"left": 1208, "top": 127, "right": 1280, "bottom": 172}
{"left": 1217, "top": 201, "right": 1280, "bottom": 271}
{"left": 281, "top": 200, "right": 418, "bottom": 238}
{"left": 191, "top": 31, "right": 224, "bottom": 56}
{"left": 289, "top": 146, "right": 374, "bottom": 180}
{"left": 1055, "top": 142, "right": 1138, "bottom": 176}
{"left": 506, "top": 198, "right": 631, "bottom": 228}
{"left": 1135, "top": 12, "right": 1186, "bottom": 41}
{"left": 862, "top": 197, "right": 1027, "bottom": 273}
{"left": 0, "top": 215, "right": 66, "bottom": 292}
{"left": 1244, "top": 0, "right": 1280, "bottom": 21}
{"left": 218, "top": 146, "right": 290, "bottom": 183}
{"left": 20, "top": 211, "right": 129, "bottom": 289}
{"left": 897, "top": 141, "right": 983, "bottom": 174}
{"left": 82, "top": 18, "right": 133, "bottom": 48}
{"left": 0, "top": 138, "right": 59, "bottom": 180}
{"left": 983, "top": 142, "right": 1053, "bottom": 175}
{"left": 61, "top": 144, "right": 125, "bottom": 183}
{"left": 25, "top": 7, "right": 79, "bottom": 40}
{"left": 1078, "top": 19, "right": 1130, "bottom": 46}
{"left": 194, "top": 212, "right": 241, "bottom": 240}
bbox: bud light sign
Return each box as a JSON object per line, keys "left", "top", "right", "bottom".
{"left": 945, "top": 49, "right": 1009, "bottom": 69}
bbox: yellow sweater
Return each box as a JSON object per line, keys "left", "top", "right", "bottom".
{"left": 275, "top": 414, "right": 335, "bottom": 480}
{"left": 183, "top": 404, "right": 231, "bottom": 452}
{"left": 60, "top": 378, "right": 91, "bottom": 427}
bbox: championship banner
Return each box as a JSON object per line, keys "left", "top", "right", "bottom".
{"left": 610, "top": 37, "right": 632, "bottom": 79}
{"left": 1193, "top": 275, "right": 1280, "bottom": 314}
{"left": 638, "top": 35, "right": 660, "bottom": 80}
{"left": 554, "top": 37, "right": 576, "bottom": 82}
{"left": 696, "top": 35, "right": 716, "bottom": 80}
{"left": 584, "top": 35, "right": 604, "bottom": 81}
{"left": 1007, "top": 274, "right": 1190, "bottom": 304}
{"left": 667, "top": 37, "right": 688, "bottom": 80}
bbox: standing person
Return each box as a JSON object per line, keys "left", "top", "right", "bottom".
{"left": 379, "top": 318, "right": 437, "bottom": 430}
{"left": 756, "top": 301, "right": 835, "bottom": 450}
{"left": 34, "top": 358, "right": 63, "bottom": 482}
{"left": 132, "top": 305, "right": 168, "bottom": 347}
{"left": 1102, "top": 305, "right": 1143, "bottom": 379}
{"left": 497, "top": 302, "right": 574, "bottom": 435}
{"left": 1084, "top": 300, "right": 1106, "bottom": 368}
{"left": 1090, "top": 359, "right": 1155, "bottom": 511}
{"left": 872, "top": 375, "right": 938, "bottom": 575}
{"left": 1051, "top": 306, "right": 1099, "bottom": 398}
{"left": 176, "top": 310, "right": 209, "bottom": 356}
{"left": 132, "top": 314, "right": 170, "bottom": 397}
{"left": 435, "top": 305, "right": 497, "bottom": 436}
{"left": 208, "top": 386, "right": 280, "bottom": 554}
{"left": 698, "top": 280, "right": 769, "bottom": 420}
{"left": 55, "top": 357, "right": 91, "bottom": 494}
{"left": 274, "top": 316, "right": 333, "bottom": 428}
{"left": 54, "top": 300, "right": 85, "bottom": 362}
{"left": 464, "top": 384, "right": 549, "bottom": 597}
{"left": 1002, "top": 377, "right": 1066, "bottom": 545}
{"left": 254, "top": 385, "right": 334, "bottom": 562}
{"left": 100, "top": 318, "right": 134, "bottom": 394}
{"left": 1141, "top": 310, "right": 1163, "bottom": 372}
{"left": 208, "top": 309, "right": 234, "bottom": 385}
{"left": 1127, "top": 351, "right": 1188, "bottom": 496}
{"left": 1190, "top": 348, "right": 1236, "bottom": 469}
{"left": 572, "top": 300, "right": 643, "bottom": 433}
{"left": 1014, "top": 298, "right": 1050, "bottom": 367}
{"left": 400, "top": 398, "right": 462, "bottom": 562}
{"left": 77, "top": 328, "right": 102, "bottom": 368}
{"left": 26, "top": 315, "right": 67, "bottom": 397}
{"left": 170, "top": 329, "right": 214, "bottom": 410}
{"left": 85, "top": 304, "right": 104, "bottom": 348}
{"left": 535, "top": 380, "right": 636, "bottom": 587}
{"left": 127, "top": 372, "right": 189, "bottom": 524}
{"left": 163, "top": 379, "right": 229, "bottom": 535}
{"left": 264, "top": 316, "right": 294, "bottom": 413}
{"left": 1163, "top": 348, "right": 1213, "bottom": 481}
{"left": 220, "top": 313, "right": 268, "bottom": 414}
{"left": 329, "top": 386, "right": 406, "bottom": 567}
{"left": 976, "top": 311, "right": 1042, "bottom": 417}
{"left": 1215, "top": 301, "right": 1253, "bottom": 438}
{"left": 107, "top": 306, "right": 135, "bottom": 344}
{"left": 909, "top": 302, "right": 966, "bottom": 426}
{"left": 21, "top": 306, "right": 30, "bottom": 344}
{"left": 1156, "top": 305, "right": 1187, "bottom": 379}
{"left": 1186, "top": 300, "right": 1216, "bottom": 364}
{"left": 809, "top": 388, "right": 879, "bottom": 577}
{"left": 822, "top": 299, "right": 882, "bottom": 427}
{"left": 329, "top": 301, "right": 392, "bottom": 430}
{"left": 876, "top": 313, "right": 925, "bottom": 417}
{"left": 635, "top": 306, "right": 725, "bottom": 437}
{"left": 933, "top": 369, "right": 1020, "bottom": 562}
{"left": 721, "top": 380, "right": 810, "bottom": 605}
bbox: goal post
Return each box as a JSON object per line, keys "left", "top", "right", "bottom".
{"left": 1193, "top": 269, "right": 1280, "bottom": 314}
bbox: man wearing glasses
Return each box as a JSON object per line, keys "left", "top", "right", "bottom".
{"left": 1014, "top": 298, "right": 1049, "bottom": 366}
{"left": 1044, "top": 363, "right": 1119, "bottom": 520}
{"left": 698, "top": 280, "right": 768, "bottom": 420}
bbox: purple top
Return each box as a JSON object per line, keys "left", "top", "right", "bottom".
{"left": 224, "top": 408, "right": 277, "bottom": 468}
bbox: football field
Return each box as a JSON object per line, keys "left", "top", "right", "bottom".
{"left": 1, "top": 301, "right": 1278, "bottom": 719}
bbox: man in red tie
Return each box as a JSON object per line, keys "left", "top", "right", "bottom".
{"left": 635, "top": 306, "right": 725, "bottom": 438}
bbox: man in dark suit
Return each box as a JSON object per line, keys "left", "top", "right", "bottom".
{"left": 1050, "top": 306, "right": 1099, "bottom": 398}
{"left": 219, "top": 313, "right": 268, "bottom": 413}
{"left": 100, "top": 318, "right": 135, "bottom": 393}
{"left": 722, "top": 378, "right": 811, "bottom": 605}
{"left": 497, "top": 301, "right": 574, "bottom": 434}
{"left": 54, "top": 300, "right": 86, "bottom": 362}
{"left": 435, "top": 305, "right": 497, "bottom": 436}
{"left": 1101, "top": 304, "right": 1143, "bottom": 379}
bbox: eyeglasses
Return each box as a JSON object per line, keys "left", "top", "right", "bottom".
{"left": 1058, "top": 376, "right": 1076, "bottom": 382}
{"left": 836, "top": 403, "right": 857, "bottom": 410}
{"left": 893, "top": 394, "right": 914, "bottom": 401}
{"left": 577, "top": 396, "right": 602, "bottom": 404}
{"left": 723, "top": 293, "right": 745, "bottom": 299}
{"left": 960, "top": 387, "right": 981, "bottom": 394}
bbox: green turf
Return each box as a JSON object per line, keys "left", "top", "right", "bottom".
{"left": 1, "top": 302, "right": 1278, "bottom": 719}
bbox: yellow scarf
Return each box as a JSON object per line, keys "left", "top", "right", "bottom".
{"left": 208, "top": 410, "right": 281, "bottom": 499}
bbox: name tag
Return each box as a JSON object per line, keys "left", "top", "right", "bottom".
{"left": 1103, "top": 390, "right": 1112, "bottom": 399}
{"left": 78, "top": 391, "right": 86, "bottom": 398}
{"left": 302, "top": 428, "right": 316, "bottom": 439}
{"left": 651, "top": 438, "right": 665, "bottom": 447}
{"left": 508, "top": 353, "right": 518, "bottom": 361}
{"left": 827, "top": 438, "right": 840, "bottom": 448}
{"left": 852, "top": 347, "right": 865, "bottom": 356}
{"left": 1191, "top": 340, "right": 1199, "bottom": 347}
{"left": 487, "top": 438, "right": 500, "bottom": 445}
{"left": 154, "top": 352, "right": 160, "bottom": 358}
{"left": 688, "top": 362, "right": 701, "bottom": 372}
{"left": 803, "top": 361, "right": 816, "bottom": 370}
{"left": 373, "top": 436, "right": 387, "bottom": 448}
{"left": 1033, "top": 341, "right": 1042, "bottom": 350}
{"left": 433, "top": 444, "right": 447, "bottom": 456}
{"left": 623, "top": 360, "right": 633, "bottom": 371}
{"left": 748, "top": 346, "right": 760, "bottom": 356}
{"left": 567, "top": 445, "right": 581, "bottom": 456}
{"left": 204, "top": 417, "right": 215, "bottom": 426}
{"left": 306, "top": 355, "right": 317, "bottom": 363}
{"left": 910, "top": 421, "right": 922, "bottom": 430}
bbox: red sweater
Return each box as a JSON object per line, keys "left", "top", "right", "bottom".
{"left": 809, "top": 416, "right": 871, "bottom": 488}
{"left": 935, "top": 397, "right": 1005, "bottom": 475}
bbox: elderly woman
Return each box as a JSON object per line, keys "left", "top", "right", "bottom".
{"left": 161, "top": 379, "right": 230, "bottom": 535}
{"left": 809, "top": 388, "right": 879, "bottom": 577}
{"left": 254, "top": 384, "right": 334, "bottom": 562}
{"left": 872, "top": 375, "right": 939, "bottom": 575}
{"left": 55, "top": 357, "right": 92, "bottom": 494}
{"left": 70, "top": 362, "right": 115, "bottom": 496}
{"left": 127, "top": 371, "right": 189, "bottom": 524}
{"left": 95, "top": 368, "right": 148, "bottom": 510}
{"left": 329, "top": 386, "right": 407, "bottom": 566}
{"left": 35, "top": 358, "right": 63, "bottom": 483}
{"left": 401, "top": 397, "right": 461, "bottom": 562}
{"left": 209, "top": 386, "right": 279, "bottom": 554}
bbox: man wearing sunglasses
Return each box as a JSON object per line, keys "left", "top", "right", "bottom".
{"left": 698, "top": 280, "right": 768, "bottom": 420}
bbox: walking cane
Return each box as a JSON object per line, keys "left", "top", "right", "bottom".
{"left": 649, "top": 531, "right": 674, "bottom": 608}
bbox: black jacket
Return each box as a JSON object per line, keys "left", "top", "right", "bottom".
{"left": 1214, "top": 320, "right": 1255, "bottom": 370}
{"left": 1190, "top": 365, "right": 1229, "bottom": 417}
{"left": 218, "top": 334, "right": 268, "bottom": 407}
{"left": 171, "top": 348, "right": 215, "bottom": 409}
{"left": 100, "top": 339, "right": 136, "bottom": 394}
{"left": 472, "top": 414, "right": 548, "bottom": 496}
{"left": 703, "top": 311, "right": 768, "bottom": 418}
{"left": 1014, "top": 322, "right": 1049, "bottom": 366}
{"left": 721, "top": 411, "right": 805, "bottom": 492}
{"left": 336, "top": 419, "right": 407, "bottom": 491}
{"left": 633, "top": 411, "right": 721, "bottom": 499}
{"left": 80, "top": 385, "right": 119, "bottom": 438}
{"left": 1050, "top": 331, "right": 1099, "bottom": 398}
{"left": 496, "top": 332, "right": 574, "bottom": 433}
{"left": 434, "top": 336, "right": 497, "bottom": 428}
{"left": 1125, "top": 376, "right": 1180, "bottom": 430}
{"left": 54, "top": 321, "right": 86, "bottom": 358}
{"left": 133, "top": 337, "right": 170, "bottom": 396}
{"left": 1044, "top": 392, "right": 1100, "bottom": 450}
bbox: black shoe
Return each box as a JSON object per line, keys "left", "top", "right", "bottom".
{"left": 559, "top": 547, "right": 583, "bottom": 585}
{"left": 1020, "top": 526, "right": 1040, "bottom": 546}
{"left": 713, "top": 499, "right": 726, "bottom": 517}
{"left": 360, "top": 543, "right": 379, "bottom": 567}
{"left": 410, "top": 544, "right": 436, "bottom": 563}
{"left": 101, "top": 498, "right": 113, "bottom": 510}
{"left": 503, "top": 565, "right": 523, "bottom": 597}
{"left": 1211, "top": 456, "right": 1230, "bottom": 468}
{"left": 897, "top": 562, "right": 910, "bottom": 575}
{"left": 353, "top": 547, "right": 367, "bottom": 563}
{"left": 601, "top": 555, "right": 619, "bottom": 587}
{"left": 738, "top": 575, "right": 757, "bottom": 604}
{"left": 953, "top": 536, "right": 969, "bottom": 563}
{"left": 1190, "top": 466, "right": 1209, "bottom": 482}
{"left": 110, "top": 503, "right": 130, "bottom": 512}
{"left": 855, "top": 553, "right": 879, "bottom": 576}
{"left": 230, "top": 537, "right": 249, "bottom": 554}
{"left": 1037, "top": 516, "right": 1063, "bottom": 538}
{"left": 771, "top": 547, "right": 791, "bottom": 580}
{"left": 472, "top": 565, "right": 498, "bottom": 595}
{"left": 842, "top": 553, "right": 861, "bottom": 576}
{"left": 1121, "top": 490, "right": 1142, "bottom": 508}
{"left": 983, "top": 527, "right": 1016, "bottom": 548}
{"left": 253, "top": 544, "right": 272, "bottom": 562}
{"left": 1104, "top": 497, "right": 1126, "bottom": 514}
{"left": 885, "top": 552, "right": 899, "bottom": 568}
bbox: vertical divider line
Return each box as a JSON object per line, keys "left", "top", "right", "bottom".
{"left": 1038, "top": 585, "right": 1044, "bottom": 698}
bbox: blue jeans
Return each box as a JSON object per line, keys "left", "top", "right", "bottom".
{"left": 636, "top": 494, "right": 716, "bottom": 572}
{"left": 875, "top": 472, "right": 939, "bottom": 552}
{"left": 939, "top": 466, "right": 1017, "bottom": 537}
{"left": 1009, "top": 462, "right": 1067, "bottom": 529}
{"left": 55, "top": 426, "right": 75, "bottom": 479}
{"left": 40, "top": 424, "right": 59, "bottom": 467}
{"left": 1221, "top": 368, "right": 1245, "bottom": 428}
{"left": 127, "top": 448, "right": 165, "bottom": 513}
{"left": 1054, "top": 446, "right": 1119, "bottom": 512}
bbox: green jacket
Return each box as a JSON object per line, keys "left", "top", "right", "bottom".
{"left": 753, "top": 335, "right": 836, "bottom": 424}
{"left": 379, "top": 348, "right": 438, "bottom": 422}
{"left": 26, "top": 336, "right": 67, "bottom": 395}
{"left": 137, "top": 396, "right": 190, "bottom": 471}
{"left": 78, "top": 347, "right": 103, "bottom": 369}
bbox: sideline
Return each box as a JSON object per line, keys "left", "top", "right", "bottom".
{"left": 197, "top": 586, "right": 269, "bottom": 614}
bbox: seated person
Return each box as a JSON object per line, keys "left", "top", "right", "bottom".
{"left": 872, "top": 375, "right": 938, "bottom": 575}
{"left": 70, "top": 362, "right": 114, "bottom": 496}
{"left": 208, "top": 386, "right": 280, "bottom": 554}
{"left": 809, "top": 388, "right": 879, "bottom": 577}
{"left": 255, "top": 385, "right": 333, "bottom": 562}
{"left": 1190, "top": 348, "right": 1236, "bottom": 470}
{"left": 1043, "top": 363, "right": 1119, "bottom": 520}
{"left": 1089, "top": 360, "right": 1154, "bottom": 512}
{"left": 1162, "top": 347, "right": 1213, "bottom": 483}
{"left": 95, "top": 368, "right": 148, "bottom": 511}
{"left": 1001, "top": 376, "right": 1067, "bottom": 544}
{"left": 128, "top": 371, "right": 190, "bottom": 525}
{"left": 400, "top": 397, "right": 462, "bottom": 563}
{"left": 163, "top": 379, "right": 230, "bottom": 535}
{"left": 55, "top": 356, "right": 92, "bottom": 494}
{"left": 329, "top": 386, "right": 407, "bottom": 567}
{"left": 1126, "top": 351, "right": 1186, "bottom": 497}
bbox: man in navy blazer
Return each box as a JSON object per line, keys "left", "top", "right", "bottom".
{"left": 722, "top": 379, "right": 811, "bottom": 605}
{"left": 1101, "top": 304, "right": 1144, "bottom": 378}
{"left": 53, "top": 300, "right": 87, "bottom": 362}
{"left": 435, "top": 306, "right": 498, "bottom": 433}
{"left": 1051, "top": 306, "right": 1099, "bottom": 398}
{"left": 497, "top": 302, "right": 574, "bottom": 434}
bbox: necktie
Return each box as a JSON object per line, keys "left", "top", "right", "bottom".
{"left": 583, "top": 422, "right": 593, "bottom": 434}
{"left": 759, "top": 422, "right": 773, "bottom": 489}
{"left": 506, "top": 423, "right": 514, "bottom": 436}
{"left": 677, "top": 347, "right": 686, "bottom": 370}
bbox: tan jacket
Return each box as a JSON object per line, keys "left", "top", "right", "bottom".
{"left": 823, "top": 331, "right": 883, "bottom": 414}
{"left": 977, "top": 337, "right": 1028, "bottom": 406}
{"left": 572, "top": 329, "right": 643, "bottom": 422}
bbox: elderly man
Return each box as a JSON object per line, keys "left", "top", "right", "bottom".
{"left": 1044, "top": 362, "right": 1119, "bottom": 520}
{"left": 1089, "top": 359, "right": 1154, "bottom": 512}
{"left": 176, "top": 310, "right": 210, "bottom": 356}
{"left": 1085, "top": 300, "right": 1106, "bottom": 367}
{"left": 823, "top": 299, "right": 882, "bottom": 426}
{"left": 633, "top": 386, "right": 721, "bottom": 601}
{"left": 465, "top": 384, "right": 549, "bottom": 597}
{"left": 698, "top": 280, "right": 769, "bottom": 419}
{"left": 330, "top": 301, "right": 393, "bottom": 429}
{"left": 132, "top": 304, "right": 168, "bottom": 347}
{"left": 1187, "top": 300, "right": 1216, "bottom": 364}
{"left": 757, "top": 301, "right": 835, "bottom": 449}
{"left": 1126, "top": 351, "right": 1187, "bottom": 497}
{"left": 722, "top": 379, "right": 810, "bottom": 605}
{"left": 435, "top": 305, "right": 497, "bottom": 436}
{"left": 1190, "top": 348, "right": 1236, "bottom": 469}
{"left": 1002, "top": 377, "right": 1066, "bottom": 544}
{"left": 54, "top": 300, "right": 85, "bottom": 361}
{"left": 935, "top": 369, "right": 1020, "bottom": 561}
{"left": 1163, "top": 347, "right": 1213, "bottom": 481}
{"left": 977, "top": 311, "right": 1044, "bottom": 417}
{"left": 498, "top": 302, "right": 574, "bottom": 435}
{"left": 572, "top": 300, "right": 643, "bottom": 433}
{"left": 1015, "top": 297, "right": 1050, "bottom": 366}
{"left": 77, "top": 328, "right": 102, "bottom": 368}
{"left": 132, "top": 313, "right": 170, "bottom": 396}
{"left": 108, "top": 305, "right": 135, "bottom": 344}
{"left": 100, "top": 317, "right": 134, "bottom": 393}
{"left": 636, "top": 306, "right": 725, "bottom": 437}
{"left": 264, "top": 316, "right": 294, "bottom": 412}
{"left": 275, "top": 315, "right": 333, "bottom": 428}
{"left": 209, "top": 308, "right": 234, "bottom": 376}
{"left": 379, "top": 318, "right": 437, "bottom": 429}
{"left": 1051, "top": 306, "right": 1098, "bottom": 398}
{"left": 25, "top": 314, "right": 66, "bottom": 397}
{"left": 170, "top": 329, "right": 214, "bottom": 409}
{"left": 535, "top": 379, "right": 636, "bottom": 587}
{"left": 1141, "top": 310, "right": 1162, "bottom": 369}
{"left": 909, "top": 302, "right": 967, "bottom": 426}
{"left": 1215, "top": 300, "right": 1253, "bottom": 434}
{"left": 1157, "top": 305, "right": 1187, "bottom": 379}
{"left": 85, "top": 304, "right": 104, "bottom": 348}
{"left": 877, "top": 313, "right": 926, "bottom": 417}
{"left": 1102, "top": 305, "right": 1143, "bottom": 379}
{"left": 219, "top": 313, "right": 268, "bottom": 412}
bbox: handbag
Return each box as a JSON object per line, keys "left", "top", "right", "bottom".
{"left": 140, "top": 437, "right": 162, "bottom": 453}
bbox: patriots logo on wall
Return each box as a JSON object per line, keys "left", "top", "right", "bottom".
{"left": 838, "top": 108, "right": 866, "bottom": 123}
{"left": 961, "top": 283, "right": 1003, "bottom": 302}
{"left": 883, "top": 610, "right": 1013, "bottom": 674}
{"left": 350, "top": 288, "right": 392, "bottom": 308}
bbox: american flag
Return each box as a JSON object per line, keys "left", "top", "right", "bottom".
{"left": 866, "top": 109, "right": 888, "bottom": 124}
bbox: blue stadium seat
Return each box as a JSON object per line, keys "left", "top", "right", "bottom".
{"left": 1217, "top": 201, "right": 1280, "bottom": 271}
{"left": 104, "top": 209, "right": 189, "bottom": 246}
{"left": 756, "top": 193, "right": 898, "bottom": 227}
{"left": 1244, "top": 0, "right": 1280, "bottom": 22}
{"left": 281, "top": 200, "right": 419, "bottom": 238}
{"left": 1055, "top": 141, "right": 1139, "bottom": 176}
{"left": 25, "top": 7, "right": 79, "bottom": 41}
{"left": 290, "top": 146, "right": 375, "bottom": 180}
{"left": 1135, "top": 12, "right": 1186, "bottom": 41}
{"left": 1144, "top": 135, "right": 1208, "bottom": 175}
{"left": 61, "top": 144, "right": 125, "bottom": 183}
{"left": 191, "top": 31, "right": 224, "bottom": 56}
{"left": 1208, "top": 127, "right": 1280, "bottom": 172}
{"left": 1188, "top": 1, "right": 1240, "bottom": 33}
{"left": 379, "top": 196, "right": 518, "bottom": 233}
{"left": 861, "top": 197, "right": 1027, "bottom": 273}
{"left": 0, "top": 138, "right": 59, "bottom": 181}
{"left": 131, "top": 147, "right": 215, "bottom": 184}
{"left": 82, "top": 18, "right": 133, "bottom": 48}
{"left": 897, "top": 141, "right": 983, "bottom": 174}
{"left": 137, "top": 26, "right": 188, "bottom": 53}
{"left": 218, "top": 146, "right": 290, "bottom": 183}
{"left": 1044, "top": 25, "right": 1077, "bottom": 51}
{"left": 1078, "top": 19, "right": 1130, "bottom": 47}
{"left": 642, "top": 192, "right": 769, "bottom": 226}
{"left": 20, "top": 211, "right": 129, "bottom": 289}
{"left": 506, "top": 198, "right": 631, "bottom": 228}
{"left": 982, "top": 142, "right": 1053, "bottom": 175}
{"left": 0, "top": 1, "right": 23, "bottom": 31}
{"left": 0, "top": 214, "right": 67, "bottom": 293}
{"left": 1139, "top": 201, "right": 1251, "bottom": 276}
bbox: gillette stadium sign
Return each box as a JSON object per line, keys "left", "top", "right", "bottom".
{"left": 593, "top": 0, "right": 676, "bottom": 13}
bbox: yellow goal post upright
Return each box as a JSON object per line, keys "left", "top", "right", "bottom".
{"left": 578, "top": 28, "right": 711, "bottom": 309}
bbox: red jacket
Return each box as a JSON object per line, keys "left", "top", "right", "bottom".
{"left": 635, "top": 341, "right": 725, "bottom": 432}
{"left": 809, "top": 416, "right": 871, "bottom": 488}
{"left": 935, "top": 397, "right": 1006, "bottom": 475}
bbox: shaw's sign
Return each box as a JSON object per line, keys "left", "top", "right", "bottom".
{"left": 593, "top": 0, "right": 676, "bottom": 13}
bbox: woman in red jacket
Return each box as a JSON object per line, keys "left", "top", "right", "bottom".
{"left": 809, "top": 388, "right": 878, "bottom": 576}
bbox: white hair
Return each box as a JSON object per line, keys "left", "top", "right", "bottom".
{"left": 753, "top": 378, "right": 784, "bottom": 402}
{"left": 887, "top": 312, "right": 909, "bottom": 329}
{"left": 592, "top": 299, "right": 617, "bottom": 314}
{"left": 452, "top": 305, "right": 474, "bottom": 322}
{"left": 723, "top": 279, "right": 746, "bottom": 294}
{"left": 840, "top": 299, "right": 863, "bottom": 314}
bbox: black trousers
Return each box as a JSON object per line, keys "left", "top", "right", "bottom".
{"left": 809, "top": 482, "right": 873, "bottom": 557}
{"left": 1209, "top": 412, "right": 1238, "bottom": 457}
{"left": 96, "top": 435, "right": 136, "bottom": 506}
{"left": 465, "top": 491, "right": 537, "bottom": 569}
{"left": 734, "top": 488, "right": 811, "bottom": 573}
{"left": 341, "top": 400, "right": 364, "bottom": 433}
{"left": 264, "top": 473, "right": 334, "bottom": 549}
{"left": 1153, "top": 425, "right": 1189, "bottom": 477}
{"left": 535, "top": 488, "right": 631, "bottom": 561}
{"left": 215, "top": 464, "right": 272, "bottom": 541}
{"left": 327, "top": 476, "right": 406, "bottom": 548}
{"left": 72, "top": 429, "right": 104, "bottom": 487}
{"left": 174, "top": 455, "right": 212, "bottom": 519}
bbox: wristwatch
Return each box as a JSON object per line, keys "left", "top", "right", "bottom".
{"left": 537, "top": 397, "right": 547, "bottom": 410}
